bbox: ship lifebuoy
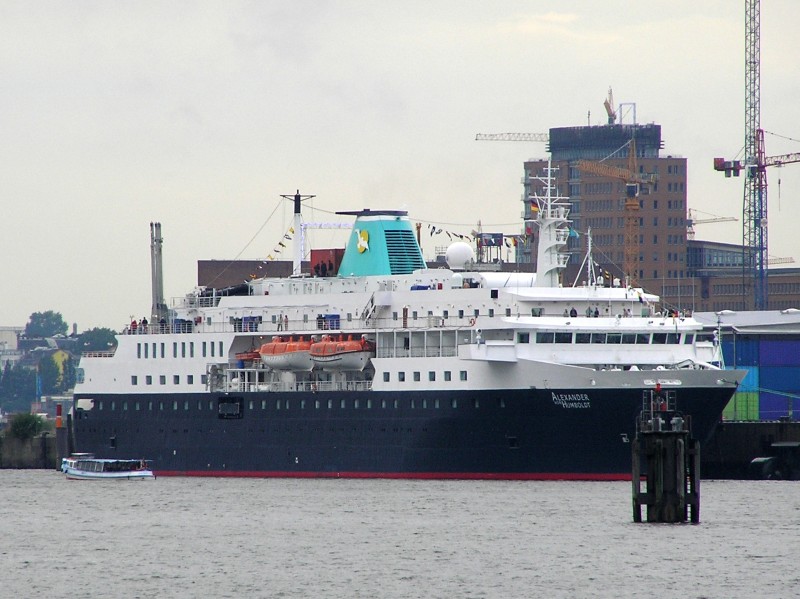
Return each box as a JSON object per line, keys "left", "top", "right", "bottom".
{"left": 468, "top": 318, "right": 476, "bottom": 326}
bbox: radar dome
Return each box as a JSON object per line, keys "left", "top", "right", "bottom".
{"left": 445, "top": 242, "right": 475, "bottom": 270}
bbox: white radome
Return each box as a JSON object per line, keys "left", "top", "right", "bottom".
{"left": 445, "top": 242, "right": 474, "bottom": 270}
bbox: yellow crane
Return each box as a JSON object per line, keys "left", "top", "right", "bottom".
{"left": 575, "top": 137, "right": 657, "bottom": 285}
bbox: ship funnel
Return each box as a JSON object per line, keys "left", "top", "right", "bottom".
{"left": 336, "top": 209, "right": 426, "bottom": 277}
{"left": 150, "top": 222, "right": 168, "bottom": 324}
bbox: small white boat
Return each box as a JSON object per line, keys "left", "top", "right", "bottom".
{"left": 61, "top": 453, "right": 155, "bottom": 480}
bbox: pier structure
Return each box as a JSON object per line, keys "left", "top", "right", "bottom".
{"left": 632, "top": 387, "right": 700, "bottom": 523}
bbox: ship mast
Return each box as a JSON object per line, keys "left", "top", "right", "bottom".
{"left": 280, "top": 190, "right": 315, "bottom": 276}
{"left": 530, "top": 160, "right": 571, "bottom": 287}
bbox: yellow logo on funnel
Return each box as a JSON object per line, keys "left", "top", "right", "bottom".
{"left": 356, "top": 229, "right": 370, "bottom": 253}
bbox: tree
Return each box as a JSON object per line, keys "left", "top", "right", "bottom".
{"left": 0, "top": 362, "right": 37, "bottom": 413}
{"left": 78, "top": 327, "right": 117, "bottom": 352}
{"left": 7, "top": 413, "right": 44, "bottom": 440}
{"left": 62, "top": 355, "right": 76, "bottom": 391}
{"left": 38, "top": 355, "right": 61, "bottom": 395}
{"left": 25, "top": 311, "right": 68, "bottom": 338}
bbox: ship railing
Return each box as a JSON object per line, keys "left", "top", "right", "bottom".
{"left": 223, "top": 379, "right": 373, "bottom": 393}
{"left": 376, "top": 346, "right": 457, "bottom": 359}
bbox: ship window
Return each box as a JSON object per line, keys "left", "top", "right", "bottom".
{"left": 146, "top": 375, "right": 153, "bottom": 385}
{"left": 131, "top": 375, "right": 138, "bottom": 385}
{"left": 209, "top": 399, "right": 214, "bottom": 410}
{"left": 576, "top": 333, "right": 591, "bottom": 344}
{"left": 347, "top": 313, "right": 352, "bottom": 322}
{"left": 684, "top": 334, "right": 694, "bottom": 344}
{"left": 451, "top": 398, "right": 458, "bottom": 408}
{"left": 444, "top": 371, "right": 451, "bottom": 381}
{"left": 381, "top": 399, "right": 387, "bottom": 409}
{"left": 398, "top": 372, "right": 406, "bottom": 382}
{"left": 606, "top": 333, "right": 622, "bottom": 344}
{"left": 303, "top": 314, "right": 308, "bottom": 323}
{"left": 498, "top": 398, "right": 506, "bottom": 408}
{"left": 652, "top": 333, "right": 668, "bottom": 344}
{"left": 393, "top": 311, "right": 398, "bottom": 320}
{"left": 276, "top": 399, "right": 281, "bottom": 410}
{"left": 458, "top": 310, "right": 464, "bottom": 319}
{"left": 488, "top": 309, "right": 494, "bottom": 317}
{"left": 135, "top": 402, "right": 140, "bottom": 411}
{"left": 173, "top": 342, "right": 178, "bottom": 358}
{"left": 137, "top": 343, "right": 141, "bottom": 359}
{"left": 413, "top": 372, "right": 420, "bottom": 382}
{"left": 536, "top": 332, "right": 554, "bottom": 343}
{"left": 187, "top": 375, "right": 194, "bottom": 385}
{"left": 122, "top": 401, "right": 127, "bottom": 411}
{"left": 474, "top": 398, "right": 479, "bottom": 408}
{"left": 201, "top": 374, "right": 208, "bottom": 385}
{"left": 190, "top": 342, "right": 195, "bottom": 357}
{"left": 435, "top": 399, "right": 440, "bottom": 409}
{"left": 429, "top": 371, "right": 435, "bottom": 381}
{"left": 173, "top": 400, "right": 178, "bottom": 410}
{"left": 410, "top": 399, "right": 415, "bottom": 409}
{"left": 185, "top": 400, "right": 189, "bottom": 410}
{"left": 412, "top": 311, "right": 418, "bottom": 320}
{"left": 315, "top": 400, "right": 320, "bottom": 409}
{"left": 261, "top": 400, "right": 267, "bottom": 409}
{"left": 198, "top": 401, "right": 202, "bottom": 410}
{"left": 148, "top": 401, "right": 153, "bottom": 411}
{"left": 621, "top": 334, "right": 637, "bottom": 344}
{"left": 443, "top": 310, "right": 449, "bottom": 319}
{"left": 353, "top": 399, "right": 359, "bottom": 409}
{"left": 383, "top": 372, "right": 390, "bottom": 382}
{"left": 667, "top": 333, "right": 680, "bottom": 344}
{"left": 505, "top": 308, "right": 511, "bottom": 317}
{"left": 555, "top": 332, "right": 572, "bottom": 343}
{"left": 218, "top": 397, "right": 243, "bottom": 419}
{"left": 248, "top": 400, "right": 254, "bottom": 410}
{"left": 518, "top": 333, "right": 530, "bottom": 343}
{"left": 591, "top": 333, "right": 606, "bottom": 344}
{"left": 160, "top": 343, "right": 165, "bottom": 358}
{"left": 211, "top": 343, "right": 215, "bottom": 357}
{"left": 636, "top": 334, "right": 650, "bottom": 344}
{"left": 393, "top": 399, "right": 399, "bottom": 409}
{"left": 202, "top": 342, "right": 207, "bottom": 357}
{"left": 144, "top": 344, "right": 149, "bottom": 359}
{"left": 422, "top": 399, "right": 427, "bottom": 409}
{"left": 474, "top": 309, "right": 480, "bottom": 318}
{"left": 340, "top": 399, "right": 346, "bottom": 409}
{"left": 460, "top": 371, "right": 467, "bottom": 381}
{"left": 219, "top": 342, "right": 223, "bottom": 356}
{"left": 173, "top": 375, "right": 180, "bottom": 384}
{"left": 327, "top": 399, "right": 333, "bottom": 409}
{"left": 181, "top": 342, "right": 186, "bottom": 358}
{"left": 98, "top": 401, "right": 103, "bottom": 410}
{"left": 160, "top": 375, "right": 166, "bottom": 385}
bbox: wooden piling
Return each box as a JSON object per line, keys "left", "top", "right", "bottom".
{"left": 632, "top": 388, "right": 701, "bottom": 523}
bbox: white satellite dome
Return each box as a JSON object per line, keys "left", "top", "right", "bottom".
{"left": 445, "top": 242, "right": 475, "bottom": 270}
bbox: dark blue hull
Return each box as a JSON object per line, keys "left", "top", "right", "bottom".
{"left": 71, "top": 387, "right": 734, "bottom": 479}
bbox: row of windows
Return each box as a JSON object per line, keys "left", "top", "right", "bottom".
{"left": 522, "top": 331, "right": 692, "bottom": 345}
{"left": 131, "top": 374, "right": 206, "bottom": 386}
{"left": 137, "top": 341, "right": 224, "bottom": 360}
{"left": 382, "top": 370, "right": 468, "bottom": 383}
{"left": 97, "top": 395, "right": 501, "bottom": 412}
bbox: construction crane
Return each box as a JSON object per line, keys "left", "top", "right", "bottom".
{"left": 603, "top": 87, "right": 617, "bottom": 125}
{"left": 713, "top": 0, "right": 800, "bottom": 310}
{"left": 575, "top": 136, "right": 657, "bottom": 285}
{"left": 686, "top": 209, "right": 738, "bottom": 240}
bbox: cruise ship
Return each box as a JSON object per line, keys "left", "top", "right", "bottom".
{"left": 71, "top": 168, "right": 745, "bottom": 479}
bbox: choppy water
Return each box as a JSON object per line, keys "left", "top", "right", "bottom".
{"left": 2, "top": 472, "right": 798, "bottom": 598}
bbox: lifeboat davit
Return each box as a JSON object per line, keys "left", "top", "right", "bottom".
{"left": 234, "top": 350, "right": 261, "bottom": 363}
{"left": 258, "top": 336, "right": 313, "bottom": 371}
{"left": 309, "top": 334, "right": 376, "bottom": 371}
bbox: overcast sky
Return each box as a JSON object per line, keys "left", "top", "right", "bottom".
{"left": 1, "top": 1, "right": 798, "bottom": 331}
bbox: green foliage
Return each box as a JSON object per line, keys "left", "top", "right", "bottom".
{"left": 25, "top": 311, "right": 68, "bottom": 338}
{"left": 8, "top": 413, "right": 44, "bottom": 440}
{"left": 0, "top": 362, "right": 37, "bottom": 413}
{"left": 62, "top": 355, "right": 76, "bottom": 391}
{"left": 78, "top": 327, "right": 117, "bottom": 352}
{"left": 38, "top": 354, "right": 61, "bottom": 395}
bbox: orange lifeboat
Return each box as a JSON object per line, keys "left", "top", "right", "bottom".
{"left": 235, "top": 350, "right": 261, "bottom": 363}
{"left": 309, "top": 334, "right": 376, "bottom": 371}
{"left": 258, "top": 336, "right": 313, "bottom": 371}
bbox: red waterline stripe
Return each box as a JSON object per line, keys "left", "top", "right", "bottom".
{"left": 154, "top": 470, "right": 630, "bottom": 481}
